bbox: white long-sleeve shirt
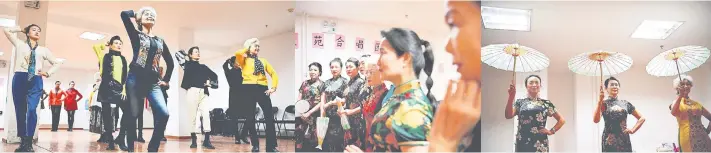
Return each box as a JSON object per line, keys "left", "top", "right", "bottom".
{"left": 3, "top": 27, "right": 62, "bottom": 77}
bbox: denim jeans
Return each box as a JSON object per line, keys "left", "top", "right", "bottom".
{"left": 12, "top": 72, "right": 43, "bottom": 137}
{"left": 123, "top": 72, "right": 169, "bottom": 150}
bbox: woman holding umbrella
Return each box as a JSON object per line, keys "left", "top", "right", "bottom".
{"left": 505, "top": 75, "right": 565, "bottom": 152}
{"left": 669, "top": 75, "right": 711, "bottom": 152}
{"left": 593, "top": 77, "right": 646, "bottom": 152}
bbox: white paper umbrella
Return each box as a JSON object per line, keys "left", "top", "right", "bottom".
{"left": 646, "top": 45, "right": 711, "bottom": 78}
{"left": 568, "top": 50, "right": 633, "bottom": 87}
{"left": 315, "top": 117, "right": 329, "bottom": 150}
{"left": 482, "top": 44, "right": 550, "bottom": 84}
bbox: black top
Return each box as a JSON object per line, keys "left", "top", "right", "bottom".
{"left": 180, "top": 61, "right": 218, "bottom": 95}
{"left": 120, "top": 10, "right": 174, "bottom": 83}
{"left": 223, "top": 57, "right": 243, "bottom": 88}
{"left": 100, "top": 50, "right": 128, "bottom": 86}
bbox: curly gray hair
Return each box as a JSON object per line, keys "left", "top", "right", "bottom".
{"left": 673, "top": 75, "right": 693, "bottom": 89}
{"left": 243, "top": 38, "right": 260, "bottom": 49}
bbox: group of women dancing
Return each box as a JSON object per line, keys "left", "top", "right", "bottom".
{"left": 295, "top": 2, "right": 483, "bottom": 152}
{"left": 3, "top": 6, "right": 282, "bottom": 152}
{"left": 503, "top": 70, "right": 711, "bottom": 152}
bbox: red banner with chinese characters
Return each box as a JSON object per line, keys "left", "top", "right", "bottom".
{"left": 335, "top": 34, "right": 345, "bottom": 50}
{"left": 312, "top": 33, "right": 324, "bottom": 49}
{"left": 355, "top": 37, "right": 365, "bottom": 51}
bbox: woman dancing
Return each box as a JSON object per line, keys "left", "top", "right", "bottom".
{"left": 593, "top": 77, "right": 645, "bottom": 152}
{"left": 223, "top": 56, "right": 251, "bottom": 144}
{"left": 669, "top": 75, "right": 711, "bottom": 152}
{"left": 505, "top": 75, "right": 566, "bottom": 152}
{"left": 296, "top": 62, "right": 325, "bottom": 152}
{"left": 95, "top": 36, "right": 127, "bottom": 150}
{"left": 234, "top": 38, "right": 280, "bottom": 152}
{"left": 120, "top": 6, "right": 174, "bottom": 152}
{"left": 3, "top": 24, "right": 63, "bottom": 152}
{"left": 179, "top": 47, "right": 218, "bottom": 149}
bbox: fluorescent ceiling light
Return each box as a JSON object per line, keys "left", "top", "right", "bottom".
{"left": 0, "top": 18, "right": 16, "bottom": 27}
{"left": 56, "top": 58, "right": 66, "bottom": 62}
{"left": 79, "top": 32, "right": 105, "bottom": 41}
{"left": 481, "top": 6, "right": 531, "bottom": 31}
{"left": 630, "top": 20, "right": 683, "bottom": 40}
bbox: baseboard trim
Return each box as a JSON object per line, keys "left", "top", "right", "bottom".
{"left": 165, "top": 136, "right": 191, "bottom": 140}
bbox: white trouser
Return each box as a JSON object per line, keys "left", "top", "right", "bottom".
{"left": 186, "top": 88, "right": 211, "bottom": 133}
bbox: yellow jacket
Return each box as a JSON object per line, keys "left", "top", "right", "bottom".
{"left": 234, "top": 48, "right": 278, "bottom": 89}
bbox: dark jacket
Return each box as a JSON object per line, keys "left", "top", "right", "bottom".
{"left": 180, "top": 61, "right": 218, "bottom": 95}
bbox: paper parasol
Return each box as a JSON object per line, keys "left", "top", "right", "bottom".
{"left": 482, "top": 44, "right": 550, "bottom": 84}
{"left": 646, "top": 45, "right": 710, "bottom": 79}
{"left": 568, "top": 50, "right": 633, "bottom": 86}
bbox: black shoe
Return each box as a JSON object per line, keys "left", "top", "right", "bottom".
{"left": 190, "top": 133, "right": 197, "bottom": 148}
{"left": 235, "top": 138, "right": 242, "bottom": 144}
{"left": 106, "top": 143, "right": 116, "bottom": 150}
{"left": 202, "top": 134, "right": 215, "bottom": 149}
{"left": 115, "top": 137, "right": 128, "bottom": 151}
{"left": 51, "top": 129, "right": 57, "bottom": 132}
{"left": 241, "top": 138, "right": 251, "bottom": 144}
{"left": 161, "top": 137, "right": 167, "bottom": 141}
{"left": 266, "top": 148, "right": 280, "bottom": 153}
{"left": 96, "top": 134, "right": 105, "bottom": 143}
{"left": 251, "top": 147, "right": 260, "bottom": 152}
{"left": 14, "top": 137, "right": 26, "bottom": 152}
{"left": 136, "top": 137, "right": 146, "bottom": 143}
{"left": 24, "top": 137, "right": 35, "bottom": 152}
{"left": 147, "top": 148, "right": 158, "bottom": 152}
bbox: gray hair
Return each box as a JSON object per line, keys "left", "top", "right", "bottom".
{"left": 673, "top": 75, "right": 693, "bottom": 88}
{"left": 243, "top": 38, "right": 260, "bottom": 49}
{"left": 136, "top": 6, "right": 157, "bottom": 23}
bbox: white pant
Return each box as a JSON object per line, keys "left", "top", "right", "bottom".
{"left": 186, "top": 88, "right": 211, "bottom": 133}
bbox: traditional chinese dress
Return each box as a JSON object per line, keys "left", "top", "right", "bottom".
{"left": 370, "top": 80, "right": 433, "bottom": 152}
{"left": 321, "top": 76, "right": 348, "bottom": 152}
{"left": 343, "top": 74, "right": 368, "bottom": 149}
{"left": 514, "top": 98, "right": 557, "bottom": 152}
{"left": 601, "top": 97, "right": 635, "bottom": 152}
{"left": 674, "top": 99, "right": 711, "bottom": 152}
{"left": 363, "top": 83, "right": 389, "bottom": 152}
{"left": 295, "top": 78, "right": 324, "bottom": 151}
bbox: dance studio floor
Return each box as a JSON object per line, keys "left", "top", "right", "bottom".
{"left": 1, "top": 129, "right": 295, "bottom": 152}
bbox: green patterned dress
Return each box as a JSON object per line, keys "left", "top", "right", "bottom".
{"left": 369, "top": 81, "right": 434, "bottom": 152}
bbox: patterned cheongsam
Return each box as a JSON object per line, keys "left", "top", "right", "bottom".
{"left": 370, "top": 81, "right": 433, "bottom": 152}
{"left": 343, "top": 75, "right": 368, "bottom": 149}
{"left": 601, "top": 97, "right": 635, "bottom": 152}
{"left": 321, "top": 76, "right": 348, "bottom": 152}
{"left": 295, "top": 79, "right": 324, "bottom": 151}
{"left": 674, "top": 99, "right": 711, "bottom": 152}
{"left": 514, "top": 98, "right": 557, "bottom": 152}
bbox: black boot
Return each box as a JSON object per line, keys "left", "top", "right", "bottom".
{"left": 241, "top": 138, "right": 251, "bottom": 144}
{"left": 266, "top": 147, "right": 280, "bottom": 153}
{"left": 14, "top": 136, "right": 26, "bottom": 152}
{"left": 235, "top": 136, "right": 242, "bottom": 144}
{"left": 96, "top": 133, "right": 106, "bottom": 143}
{"left": 251, "top": 146, "right": 260, "bottom": 152}
{"left": 190, "top": 133, "right": 197, "bottom": 148}
{"left": 136, "top": 131, "right": 146, "bottom": 143}
{"left": 161, "top": 137, "right": 167, "bottom": 141}
{"left": 24, "top": 137, "right": 35, "bottom": 152}
{"left": 115, "top": 132, "right": 128, "bottom": 151}
{"left": 202, "top": 133, "right": 215, "bottom": 149}
{"left": 105, "top": 132, "right": 116, "bottom": 150}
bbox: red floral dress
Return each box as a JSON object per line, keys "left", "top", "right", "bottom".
{"left": 362, "top": 83, "right": 388, "bottom": 152}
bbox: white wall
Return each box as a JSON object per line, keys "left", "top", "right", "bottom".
{"left": 294, "top": 14, "right": 453, "bottom": 102}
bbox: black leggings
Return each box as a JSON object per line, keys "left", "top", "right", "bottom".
{"left": 102, "top": 102, "right": 114, "bottom": 133}
{"left": 67, "top": 110, "right": 76, "bottom": 129}
{"left": 50, "top": 106, "right": 61, "bottom": 131}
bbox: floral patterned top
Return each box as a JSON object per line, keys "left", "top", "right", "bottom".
{"left": 299, "top": 79, "right": 325, "bottom": 107}
{"left": 514, "top": 98, "right": 557, "bottom": 152}
{"left": 323, "top": 76, "right": 348, "bottom": 117}
{"left": 370, "top": 81, "right": 433, "bottom": 152}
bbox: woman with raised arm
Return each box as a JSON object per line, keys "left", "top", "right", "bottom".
{"left": 505, "top": 75, "right": 565, "bottom": 152}
{"left": 669, "top": 75, "right": 711, "bottom": 152}
{"left": 119, "top": 6, "right": 174, "bottom": 152}
{"left": 233, "top": 38, "right": 280, "bottom": 152}
{"left": 295, "top": 62, "right": 325, "bottom": 152}
{"left": 95, "top": 36, "right": 128, "bottom": 150}
{"left": 593, "top": 77, "right": 645, "bottom": 152}
{"left": 180, "top": 46, "right": 218, "bottom": 149}
{"left": 3, "top": 24, "right": 63, "bottom": 152}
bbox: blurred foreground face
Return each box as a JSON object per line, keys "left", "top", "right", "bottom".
{"left": 445, "top": 1, "right": 481, "bottom": 81}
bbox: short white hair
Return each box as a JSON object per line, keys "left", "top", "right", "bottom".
{"left": 243, "top": 38, "right": 260, "bottom": 49}
{"left": 363, "top": 55, "right": 379, "bottom": 65}
{"left": 673, "top": 75, "right": 693, "bottom": 88}
{"left": 137, "top": 6, "right": 157, "bottom": 21}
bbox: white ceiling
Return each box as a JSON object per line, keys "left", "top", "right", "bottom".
{"left": 0, "top": 1, "right": 295, "bottom": 70}
{"left": 482, "top": 1, "right": 711, "bottom": 72}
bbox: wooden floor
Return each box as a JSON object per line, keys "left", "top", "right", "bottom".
{"left": 1, "top": 129, "right": 295, "bottom": 152}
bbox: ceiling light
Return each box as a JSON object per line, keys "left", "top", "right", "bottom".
{"left": 79, "top": 32, "right": 105, "bottom": 41}
{"left": 630, "top": 20, "right": 683, "bottom": 40}
{"left": 0, "top": 18, "right": 16, "bottom": 27}
{"left": 56, "top": 58, "right": 66, "bottom": 62}
{"left": 481, "top": 6, "right": 531, "bottom": 31}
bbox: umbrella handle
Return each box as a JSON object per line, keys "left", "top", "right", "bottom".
{"left": 512, "top": 56, "right": 517, "bottom": 84}
{"left": 675, "top": 59, "right": 682, "bottom": 82}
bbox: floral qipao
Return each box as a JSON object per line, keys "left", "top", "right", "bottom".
{"left": 321, "top": 76, "right": 348, "bottom": 152}
{"left": 295, "top": 79, "right": 324, "bottom": 149}
{"left": 343, "top": 75, "right": 369, "bottom": 149}
{"left": 362, "top": 84, "right": 388, "bottom": 152}
{"left": 674, "top": 99, "right": 711, "bottom": 152}
{"left": 601, "top": 97, "right": 635, "bottom": 152}
{"left": 514, "top": 98, "right": 557, "bottom": 152}
{"left": 370, "top": 81, "right": 433, "bottom": 152}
